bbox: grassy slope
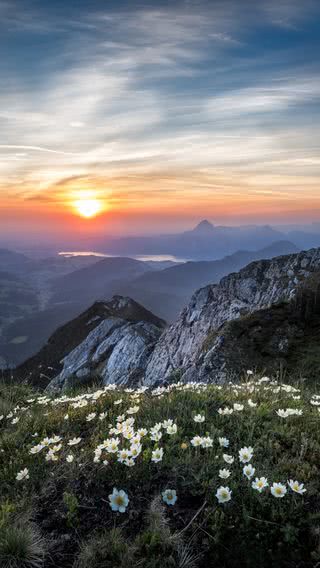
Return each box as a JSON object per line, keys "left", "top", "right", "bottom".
{"left": 0, "top": 376, "right": 320, "bottom": 567}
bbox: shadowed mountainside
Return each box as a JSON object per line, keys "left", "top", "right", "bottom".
{"left": 17, "top": 296, "right": 165, "bottom": 388}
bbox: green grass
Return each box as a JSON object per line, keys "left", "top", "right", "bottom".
{"left": 0, "top": 375, "right": 320, "bottom": 567}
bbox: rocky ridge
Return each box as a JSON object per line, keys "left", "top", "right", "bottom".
{"left": 144, "top": 247, "right": 320, "bottom": 384}
{"left": 18, "top": 296, "right": 165, "bottom": 391}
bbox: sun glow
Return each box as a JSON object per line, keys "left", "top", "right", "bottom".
{"left": 72, "top": 192, "right": 104, "bottom": 218}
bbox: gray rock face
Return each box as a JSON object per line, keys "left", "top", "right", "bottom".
{"left": 144, "top": 247, "right": 320, "bottom": 384}
{"left": 46, "top": 296, "right": 164, "bottom": 392}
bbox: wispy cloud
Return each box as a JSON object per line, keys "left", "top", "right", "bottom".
{"left": 0, "top": 0, "right": 320, "bottom": 227}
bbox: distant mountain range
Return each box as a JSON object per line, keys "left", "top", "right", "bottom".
{"left": 93, "top": 220, "right": 290, "bottom": 260}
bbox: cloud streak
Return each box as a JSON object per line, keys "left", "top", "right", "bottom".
{"left": 0, "top": 0, "right": 320, "bottom": 229}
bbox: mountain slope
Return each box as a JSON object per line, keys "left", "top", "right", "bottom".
{"left": 18, "top": 296, "right": 165, "bottom": 389}
{"left": 129, "top": 240, "right": 299, "bottom": 299}
{"left": 114, "top": 241, "right": 299, "bottom": 322}
{"left": 0, "top": 248, "right": 31, "bottom": 274}
{"left": 188, "top": 285, "right": 320, "bottom": 383}
{"left": 145, "top": 247, "right": 320, "bottom": 384}
{"left": 51, "top": 257, "right": 153, "bottom": 305}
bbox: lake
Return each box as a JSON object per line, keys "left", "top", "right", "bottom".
{"left": 58, "top": 251, "right": 187, "bottom": 263}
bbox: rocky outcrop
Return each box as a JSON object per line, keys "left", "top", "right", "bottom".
{"left": 185, "top": 288, "right": 320, "bottom": 382}
{"left": 144, "top": 247, "right": 320, "bottom": 384}
{"left": 18, "top": 296, "right": 165, "bottom": 391}
{"left": 47, "top": 318, "right": 161, "bottom": 392}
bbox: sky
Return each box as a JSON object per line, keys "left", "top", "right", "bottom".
{"left": 1, "top": 0, "right": 320, "bottom": 241}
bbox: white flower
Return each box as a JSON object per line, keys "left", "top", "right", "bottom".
{"left": 243, "top": 464, "right": 255, "bottom": 479}
{"left": 68, "top": 437, "right": 82, "bottom": 446}
{"left": 276, "top": 408, "right": 303, "bottom": 418}
{"left": 194, "top": 414, "right": 205, "bottom": 423}
{"left": 138, "top": 428, "right": 148, "bottom": 437}
{"left": 16, "top": 468, "right": 29, "bottom": 481}
{"left": 218, "top": 437, "right": 229, "bottom": 448}
{"left": 150, "top": 429, "right": 162, "bottom": 442}
{"left": 248, "top": 399, "right": 257, "bottom": 408}
{"left": 223, "top": 454, "right": 234, "bottom": 464}
{"left": 72, "top": 400, "right": 88, "bottom": 409}
{"left": 86, "top": 412, "right": 96, "bottom": 422}
{"left": 123, "top": 429, "right": 134, "bottom": 441}
{"left": 191, "top": 436, "right": 203, "bottom": 447}
{"left": 46, "top": 450, "right": 58, "bottom": 462}
{"left": 166, "top": 424, "right": 178, "bottom": 435}
{"left": 218, "top": 407, "right": 234, "bottom": 415}
{"left": 288, "top": 480, "right": 306, "bottom": 495}
{"left": 50, "top": 435, "right": 62, "bottom": 444}
{"left": 11, "top": 417, "right": 20, "bottom": 424}
{"left": 108, "top": 488, "right": 129, "bottom": 513}
{"left": 30, "top": 444, "right": 44, "bottom": 454}
{"left": 276, "top": 409, "right": 289, "bottom": 418}
{"left": 239, "top": 446, "right": 254, "bottom": 463}
{"left": 271, "top": 482, "right": 287, "bottom": 498}
{"left": 99, "top": 412, "right": 108, "bottom": 420}
{"left": 233, "top": 403, "right": 244, "bottom": 412}
{"left": 66, "top": 455, "right": 74, "bottom": 463}
{"left": 105, "top": 438, "right": 120, "bottom": 453}
{"left": 260, "top": 376, "right": 270, "bottom": 382}
{"left": 118, "top": 449, "right": 132, "bottom": 463}
{"left": 151, "top": 448, "right": 164, "bottom": 462}
{"left": 216, "top": 486, "right": 232, "bottom": 503}
{"left": 130, "top": 443, "right": 142, "bottom": 458}
{"left": 64, "top": 414, "right": 69, "bottom": 420}
{"left": 127, "top": 406, "right": 139, "bottom": 415}
{"left": 252, "top": 477, "right": 268, "bottom": 493}
{"left": 219, "top": 468, "right": 231, "bottom": 479}
{"left": 162, "top": 489, "right": 177, "bottom": 506}
{"left": 201, "top": 436, "right": 213, "bottom": 448}
{"left": 114, "top": 399, "right": 123, "bottom": 405}
{"left": 246, "top": 370, "right": 253, "bottom": 375}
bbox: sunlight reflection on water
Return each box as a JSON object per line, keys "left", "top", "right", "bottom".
{"left": 58, "top": 251, "right": 186, "bottom": 262}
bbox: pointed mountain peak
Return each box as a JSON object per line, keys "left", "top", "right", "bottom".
{"left": 192, "top": 219, "right": 215, "bottom": 234}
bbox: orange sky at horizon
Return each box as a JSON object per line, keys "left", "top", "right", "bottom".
{"left": 2, "top": 168, "right": 320, "bottom": 238}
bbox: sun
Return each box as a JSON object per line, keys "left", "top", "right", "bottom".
{"left": 73, "top": 197, "right": 103, "bottom": 218}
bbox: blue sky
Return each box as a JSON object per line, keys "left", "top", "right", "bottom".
{"left": 1, "top": 0, "right": 320, "bottom": 236}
